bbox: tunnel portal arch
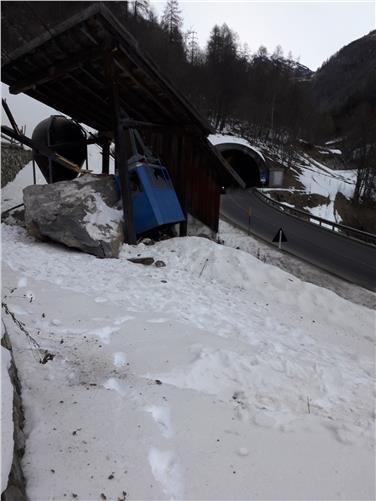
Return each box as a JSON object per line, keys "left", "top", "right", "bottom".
{"left": 215, "top": 142, "right": 266, "bottom": 188}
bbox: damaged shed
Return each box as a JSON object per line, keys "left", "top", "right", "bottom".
{"left": 1, "top": 1, "right": 237, "bottom": 242}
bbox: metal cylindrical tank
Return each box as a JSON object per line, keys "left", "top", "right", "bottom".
{"left": 32, "top": 116, "right": 87, "bottom": 183}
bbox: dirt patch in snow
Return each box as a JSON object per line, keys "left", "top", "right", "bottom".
{"left": 334, "top": 193, "right": 376, "bottom": 233}
{"left": 268, "top": 190, "right": 329, "bottom": 209}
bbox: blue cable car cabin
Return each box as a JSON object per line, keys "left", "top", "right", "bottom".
{"left": 128, "top": 163, "right": 185, "bottom": 235}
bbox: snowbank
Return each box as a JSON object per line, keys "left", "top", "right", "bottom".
{"left": 2, "top": 222, "right": 375, "bottom": 500}
{"left": 1, "top": 163, "right": 374, "bottom": 500}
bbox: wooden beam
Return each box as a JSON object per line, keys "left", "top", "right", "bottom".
{"left": 120, "top": 119, "right": 165, "bottom": 129}
{"left": 114, "top": 57, "right": 175, "bottom": 122}
{"left": 9, "top": 46, "right": 101, "bottom": 95}
{"left": 104, "top": 48, "right": 137, "bottom": 245}
{"left": 2, "top": 99, "right": 21, "bottom": 135}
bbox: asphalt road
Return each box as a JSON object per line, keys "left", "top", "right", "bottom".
{"left": 221, "top": 189, "right": 376, "bottom": 291}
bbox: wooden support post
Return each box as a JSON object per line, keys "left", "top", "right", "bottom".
{"left": 115, "top": 120, "right": 137, "bottom": 245}
{"left": 176, "top": 131, "right": 188, "bottom": 236}
{"left": 105, "top": 47, "right": 137, "bottom": 245}
{"left": 102, "top": 140, "right": 110, "bottom": 175}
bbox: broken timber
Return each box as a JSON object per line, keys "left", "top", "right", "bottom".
{"left": 1, "top": 125, "right": 84, "bottom": 175}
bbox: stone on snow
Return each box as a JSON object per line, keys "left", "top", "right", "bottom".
{"left": 23, "top": 174, "right": 124, "bottom": 258}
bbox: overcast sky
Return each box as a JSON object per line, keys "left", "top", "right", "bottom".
{"left": 2, "top": 1, "right": 375, "bottom": 135}
{"left": 153, "top": 0, "right": 375, "bottom": 70}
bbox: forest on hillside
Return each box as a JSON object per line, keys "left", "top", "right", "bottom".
{"left": 108, "top": 0, "right": 375, "bottom": 204}
{"left": 2, "top": 0, "right": 374, "bottom": 203}
{"left": 110, "top": 0, "right": 332, "bottom": 145}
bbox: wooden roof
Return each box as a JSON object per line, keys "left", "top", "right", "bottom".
{"left": 1, "top": 1, "right": 213, "bottom": 135}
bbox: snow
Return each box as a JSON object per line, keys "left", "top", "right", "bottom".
{"left": 1, "top": 160, "right": 45, "bottom": 212}
{"left": 218, "top": 219, "right": 375, "bottom": 310}
{"left": 292, "top": 156, "right": 357, "bottom": 223}
{"left": 209, "top": 133, "right": 265, "bottom": 162}
{"left": 1, "top": 344, "right": 14, "bottom": 493}
{"left": 1, "top": 164, "right": 375, "bottom": 500}
{"left": 325, "top": 138, "right": 343, "bottom": 146}
{"left": 83, "top": 192, "right": 123, "bottom": 242}
{"left": 318, "top": 149, "right": 342, "bottom": 155}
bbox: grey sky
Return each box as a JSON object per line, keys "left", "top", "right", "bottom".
{"left": 2, "top": 1, "right": 375, "bottom": 135}
{"left": 152, "top": 0, "right": 375, "bottom": 70}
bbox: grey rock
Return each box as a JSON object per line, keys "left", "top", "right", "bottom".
{"left": 155, "top": 260, "right": 166, "bottom": 268}
{"left": 140, "top": 238, "right": 155, "bottom": 246}
{"left": 23, "top": 174, "right": 124, "bottom": 258}
{"left": 1, "top": 142, "right": 32, "bottom": 188}
{"left": 1, "top": 331, "right": 27, "bottom": 501}
{"left": 127, "top": 257, "right": 154, "bottom": 266}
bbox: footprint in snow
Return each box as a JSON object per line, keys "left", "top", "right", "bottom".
{"left": 113, "top": 352, "right": 127, "bottom": 368}
{"left": 145, "top": 405, "right": 174, "bottom": 438}
{"left": 17, "top": 276, "right": 28, "bottom": 288}
{"left": 252, "top": 412, "right": 276, "bottom": 428}
{"left": 113, "top": 315, "right": 135, "bottom": 325}
{"left": 147, "top": 318, "right": 168, "bottom": 324}
{"left": 148, "top": 447, "right": 184, "bottom": 500}
{"left": 94, "top": 297, "right": 108, "bottom": 303}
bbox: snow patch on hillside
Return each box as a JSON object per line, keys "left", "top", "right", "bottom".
{"left": 290, "top": 155, "right": 357, "bottom": 223}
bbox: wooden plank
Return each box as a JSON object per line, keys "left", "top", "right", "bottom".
{"left": 1, "top": 99, "right": 21, "bottom": 135}
{"left": 9, "top": 46, "right": 101, "bottom": 94}
{"left": 114, "top": 58, "right": 176, "bottom": 122}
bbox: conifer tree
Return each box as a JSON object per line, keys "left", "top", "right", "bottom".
{"left": 161, "top": 0, "right": 183, "bottom": 44}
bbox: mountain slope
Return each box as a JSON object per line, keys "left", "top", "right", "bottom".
{"left": 311, "top": 30, "right": 376, "bottom": 114}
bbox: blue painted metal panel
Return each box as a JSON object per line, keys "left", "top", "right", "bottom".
{"left": 116, "top": 163, "right": 185, "bottom": 235}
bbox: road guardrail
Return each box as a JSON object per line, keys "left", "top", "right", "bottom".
{"left": 253, "top": 189, "right": 376, "bottom": 246}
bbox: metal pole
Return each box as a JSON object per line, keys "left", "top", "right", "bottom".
{"left": 32, "top": 158, "right": 36, "bottom": 185}
{"left": 278, "top": 229, "right": 282, "bottom": 249}
{"left": 47, "top": 117, "right": 53, "bottom": 183}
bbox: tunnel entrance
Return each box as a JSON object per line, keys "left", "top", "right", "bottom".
{"left": 221, "top": 148, "right": 261, "bottom": 188}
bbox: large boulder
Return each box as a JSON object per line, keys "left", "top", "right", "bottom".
{"left": 23, "top": 174, "right": 124, "bottom": 258}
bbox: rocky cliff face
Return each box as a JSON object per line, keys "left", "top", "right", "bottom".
{"left": 1, "top": 143, "right": 32, "bottom": 188}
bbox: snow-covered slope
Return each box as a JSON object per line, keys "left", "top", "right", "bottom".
{"left": 2, "top": 232, "right": 375, "bottom": 497}
{"left": 291, "top": 153, "right": 357, "bottom": 222}
{"left": 1, "top": 165, "right": 375, "bottom": 500}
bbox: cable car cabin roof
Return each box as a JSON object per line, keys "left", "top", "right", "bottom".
{"left": 1, "top": 1, "right": 212, "bottom": 135}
